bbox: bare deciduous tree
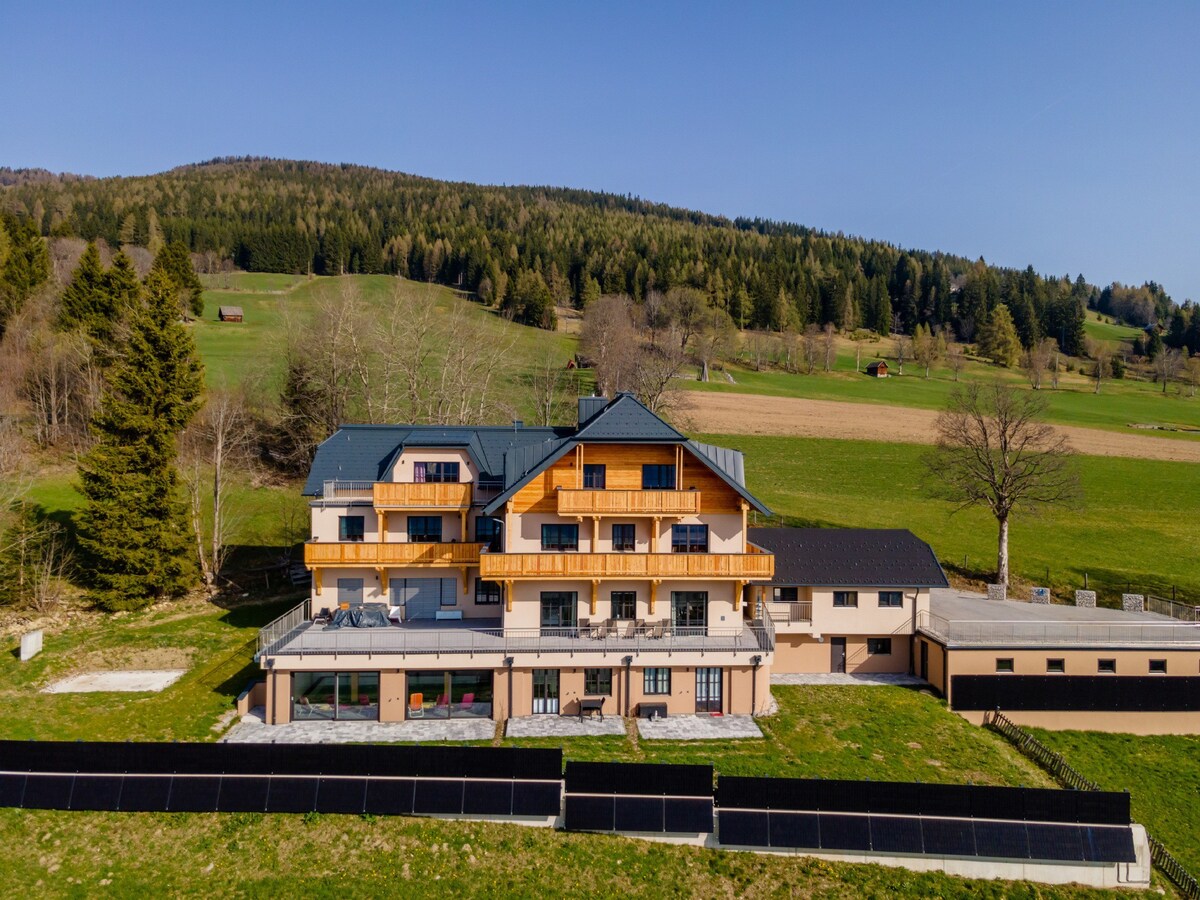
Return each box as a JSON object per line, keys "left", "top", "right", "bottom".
{"left": 1087, "top": 337, "right": 1113, "bottom": 395}
{"left": 913, "top": 325, "right": 939, "bottom": 378}
{"left": 694, "top": 307, "right": 736, "bottom": 382}
{"left": 802, "top": 325, "right": 821, "bottom": 374}
{"left": 745, "top": 330, "right": 770, "bottom": 372}
{"left": 633, "top": 327, "right": 688, "bottom": 415}
{"left": 1185, "top": 355, "right": 1200, "bottom": 398}
{"left": 524, "top": 347, "right": 578, "bottom": 426}
{"left": 581, "top": 294, "right": 640, "bottom": 396}
{"left": 664, "top": 286, "right": 707, "bottom": 352}
{"left": 1023, "top": 339, "right": 1052, "bottom": 390}
{"left": 925, "top": 382, "right": 1079, "bottom": 589}
{"left": 946, "top": 341, "right": 966, "bottom": 382}
{"left": 1153, "top": 347, "right": 1184, "bottom": 394}
{"left": 822, "top": 323, "right": 837, "bottom": 372}
{"left": 893, "top": 334, "right": 912, "bottom": 376}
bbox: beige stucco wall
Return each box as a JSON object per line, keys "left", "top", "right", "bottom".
{"left": 943, "top": 647, "right": 1200, "bottom": 679}
{"left": 506, "top": 513, "right": 744, "bottom": 553}
{"left": 505, "top": 579, "right": 746, "bottom": 630}
{"left": 309, "top": 567, "right": 485, "bottom": 614}
{"left": 916, "top": 637, "right": 947, "bottom": 694}
{"left": 808, "top": 587, "right": 926, "bottom": 637}
{"left": 956, "top": 709, "right": 1200, "bottom": 735}
{"left": 388, "top": 448, "right": 478, "bottom": 483}
{"left": 773, "top": 633, "right": 911, "bottom": 674}
{"left": 310, "top": 502, "right": 378, "bottom": 542}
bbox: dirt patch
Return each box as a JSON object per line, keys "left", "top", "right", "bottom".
{"left": 682, "top": 391, "right": 1200, "bottom": 463}
{"left": 42, "top": 669, "right": 187, "bottom": 693}
{"left": 72, "top": 646, "right": 194, "bottom": 673}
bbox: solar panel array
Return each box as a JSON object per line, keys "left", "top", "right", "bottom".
{"left": 0, "top": 741, "right": 562, "bottom": 818}
{"left": 951, "top": 676, "right": 1200, "bottom": 712}
{"left": 563, "top": 761, "right": 714, "bottom": 834}
{"left": 715, "top": 776, "right": 1136, "bottom": 864}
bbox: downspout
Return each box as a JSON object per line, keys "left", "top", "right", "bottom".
{"left": 504, "top": 656, "right": 514, "bottom": 721}
{"left": 623, "top": 655, "right": 633, "bottom": 717}
{"left": 909, "top": 587, "right": 918, "bottom": 676}
{"left": 750, "top": 655, "right": 762, "bottom": 716}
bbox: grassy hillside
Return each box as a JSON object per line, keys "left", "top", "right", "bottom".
{"left": 1083, "top": 308, "right": 1144, "bottom": 344}
{"left": 715, "top": 432, "right": 1200, "bottom": 602}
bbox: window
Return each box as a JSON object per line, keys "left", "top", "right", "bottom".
{"left": 540, "top": 592, "right": 577, "bottom": 629}
{"left": 294, "top": 671, "right": 380, "bottom": 721}
{"left": 541, "top": 523, "right": 579, "bottom": 551}
{"left": 1098, "top": 659, "right": 1116, "bottom": 674}
{"left": 1149, "top": 659, "right": 1167, "bottom": 674}
{"left": 774, "top": 587, "right": 799, "bottom": 603}
{"left": 642, "top": 464, "right": 676, "bottom": 490}
{"left": 583, "top": 464, "right": 606, "bottom": 489}
{"left": 995, "top": 658, "right": 1014, "bottom": 673}
{"left": 585, "top": 668, "right": 612, "bottom": 696}
{"left": 867, "top": 638, "right": 892, "bottom": 655}
{"left": 1046, "top": 658, "right": 1065, "bottom": 674}
{"left": 612, "top": 523, "right": 636, "bottom": 552}
{"left": 408, "top": 516, "right": 442, "bottom": 543}
{"left": 671, "top": 524, "right": 708, "bottom": 553}
{"left": 413, "top": 461, "right": 459, "bottom": 483}
{"left": 878, "top": 591, "right": 904, "bottom": 608}
{"left": 671, "top": 591, "right": 708, "bottom": 628}
{"left": 475, "top": 579, "right": 502, "bottom": 605}
{"left": 338, "top": 515, "right": 365, "bottom": 542}
{"left": 406, "top": 670, "right": 494, "bottom": 719}
{"left": 833, "top": 591, "right": 858, "bottom": 608}
{"left": 475, "top": 516, "right": 502, "bottom": 552}
{"left": 611, "top": 591, "right": 637, "bottom": 620}
{"left": 644, "top": 667, "right": 671, "bottom": 695}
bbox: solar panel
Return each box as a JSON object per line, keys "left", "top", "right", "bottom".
{"left": 362, "top": 778, "right": 415, "bottom": 816}
{"left": 564, "top": 795, "right": 615, "bottom": 832}
{"left": 413, "top": 779, "right": 465, "bottom": 815}
{"left": 920, "top": 784, "right": 972, "bottom": 818}
{"left": 0, "top": 740, "right": 44, "bottom": 773}
{"left": 818, "top": 813, "right": 871, "bottom": 851}
{"left": 1076, "top": 791, "right": 1129, "bottom": 826}
{"left": 166, "top": 776, "right": 222, "bottom": 812}
{"left": 462, "top": 780, "right": 514, "bottom": 817}
{"left": 74, "top": 743, "right": 130, "bottom": 775}
{"left": 717, "top": 810, "right": 768, "bottom": 847}
{"left": 314, "top": 778, "right": 367, "bottom": 815}
{"left": 511, "top": 781, "right": 562, "bottom": 817}
{"left": 118, "top": 776, "right": 173, "bottom": 811}
{"left": 68, "top": 775, "right": 123, "bottom": 811}
{"left": 20, "top": 774, "right": 74, "bottom": 809}
{"left": 973, "top": 820, "right": 1031, "bottom": 859}
{"left": 969, "top": 786, "right": 1025, "bottom": 821}
{"left": 1026, "top": 823, "right": 1085, "bottom": 861}
{"left": 867, "top": 782, "right": 922, "bottom": 816}
{"left": 615, "top": 796, "right": 664, "bottom": 833}
{"left": 269, "top": 745, "right": 336, "bottom": 777}
{"left": 1023, "top": 787, "right": 1075, "bottom": 823}
{"left": 867, "top": 815, "right": 923, "bottom": 854}
{"left": 266, "top": 777, "right": 319, "bottom": 814}
{"left": 768, "top": 812, "right": 820, "bottom": 850}
{"left": 0, "top": 773, "right": 27, "bottom": 808}
{"left": 921, "top": 818, "right": 976, "bottom": 856}
{"left": 665, "top": 798, "right": 714, "bottom": 834}
{"left": 566, "top": 762, "right": 711, "bottom": 797}
{"left": 817, "top": 780, "right": 872, "bottom": 813}
{"left": 1082, "top": 826, "right": 1137, "bottom": 864}
{"left": 216, "top": 777, "right": 269, "bottom": 813}
{"left": 218, "top": 744, "right": 274, "bottom": 776}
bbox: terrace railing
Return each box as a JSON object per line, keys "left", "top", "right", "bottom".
{"left": 761, "top": 600, "right": 813, "bottom": 625}
{"left": 320, "top": 480, "right": 374, "bottom": 500}
{"left": 917, "top": 610, "right": 1200, "bottom": 647}
{"left": 1147, "top": 595, "right": 1200, "bottom": 623}
{"left": 257, "top": 600, "right": 310, "bottom": 658}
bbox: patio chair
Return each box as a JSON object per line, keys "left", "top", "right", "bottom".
{"left": 592, "top": 621, "right": 609, "bottom": 639}
{"left": 359, "top": 694, "right": 370, "bottom": 706}
{"left": 313, "top": 607, "right": 332, "bottom": 624}
{"left": 408, "top": 692, "right": 424, "bottom": 718}
{"left": 578, "top": 618, "right": 591, "bottom": 638}
{"left": 435, "top": 695, "right": 449, "bottom": 715}
{"left": 648, "top": 621, "right": 665, "bottom": 639}
{"left": 458, "top": 692, "right": 475, "bottom": 714}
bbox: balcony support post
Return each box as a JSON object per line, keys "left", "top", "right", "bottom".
{"left": 378, "top": 510, "right": 387, "bottom": 543}
{"left": 740, "top": 501, "right": 749, "bottom": 552}
{"left": 652, "top": 517, "right": 661, "bottom": 552}
{"left": 733, "top": 579, "right": 746, "bottom": 611}
{"left": 460, "top": 566, "right": 468, "bottom": 597}
{"left": 460, "top": 508, "right": 467, "bottom": 541}
{"left": 313, "top": 568, "right": 321, "bottom": 595}
{"left": 377, "top": 567, "right": 389, "bottom": 593}
{"left": 504, "top": 579, "right": 514, "bottom": 613}
{"left": 649, "top": 578, "right": 660, "bottom": 616}
{"left": 590, "top": 579, "right": 599, "bottom": 616}
{"left": 591, "top": 516, "right": 600, "bottom": 553}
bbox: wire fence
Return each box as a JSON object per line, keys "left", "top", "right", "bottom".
{"left": 986, "top": 710, "right": 1200, "bottom": 900}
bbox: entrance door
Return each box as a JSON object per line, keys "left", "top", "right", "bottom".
{"left": 920, "top": 642, "right": 929, "bottom": 681}
{"left": 337, "top": 578, "right": 364, "bottom": 606}
{"left": 696, "top": 668, "right": 722, "bottom": 713}
{"left": 671, "top": 591, "right": 708, "bottom": 630}
{"left": 831, "top": 637, "right": 847, "bottom": 674}
{"left": 532, "top": 669, "right": 559, "bottom": 714}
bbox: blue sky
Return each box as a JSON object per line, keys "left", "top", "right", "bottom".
{"left": 3, "top": 2, "right": 1198, "bottom": 300}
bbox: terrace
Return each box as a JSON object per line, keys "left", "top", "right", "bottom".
{"left": 257, "top": 603, "right": 774, "bottom": 659}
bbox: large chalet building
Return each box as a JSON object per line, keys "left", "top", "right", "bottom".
{"left": 255, "top": 394, "right": 947, "bottom": 724}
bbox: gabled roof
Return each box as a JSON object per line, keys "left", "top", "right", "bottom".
{"left": 749, "top": 527, "right": 948, "bottom": 588}
{"left": 218, "top": 305, "right": 244, "bottom": 316}
{"left": 573, "top": 393, "right": 686, "bottom": 442}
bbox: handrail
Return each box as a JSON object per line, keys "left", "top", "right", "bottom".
{"left": 1147, "top": 595, "right": 1200, "bottom": 623}
{"left": 917, "top": 609, "right": 1200, "bottom": 646}
{"left": 763, "top": 600, "right": 813, "bottom": 624}
{"left": 557, "top": 488, "right": 700, "bottom": 516}
{"left": 480, "top": 551, "right": 774, "bottom": 580}
{"left": 256, "top": 600, "right": 310, "bottom": 658}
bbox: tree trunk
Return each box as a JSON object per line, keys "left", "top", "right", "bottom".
{"left": 996, "top": 516, "right": 1009, "bottom": 589}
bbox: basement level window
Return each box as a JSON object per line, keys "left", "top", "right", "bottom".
{"left": 1098, "top": 659, "right": 1116, "bottom": 674}
{"left": 1149, "top": 659, "right": 1168, "bottom": 674}
{"left": 1046, "top": 658, "right": 1065, "bottom": 674}
{"left": 867, "top": 638, "right": 892, "bottom": 656}
{"left": 995, "top": 658, "right": 1014, "bottom": 673}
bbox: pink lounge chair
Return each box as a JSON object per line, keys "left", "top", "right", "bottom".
{"left": 459, "top": 692, "right": 475, "bottom": 713}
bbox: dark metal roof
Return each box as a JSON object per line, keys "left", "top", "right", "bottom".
{"left": 749, "top": 527, "right": 948, "bottom": 587}
{"left": 573, "top": 392, "right": 685, "bottom": 442}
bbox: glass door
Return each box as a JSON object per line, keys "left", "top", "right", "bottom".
{"left": 532, "top": 669, "right": 559, "bottom": 714}
{"left": 671, "top": 591, "right": 708, "bottom": 630}
{"left": 540, "top": 592, "right": 577, "bottom": 635}
{"left": 696, "top": 668, "right": 722, "bottom": 713}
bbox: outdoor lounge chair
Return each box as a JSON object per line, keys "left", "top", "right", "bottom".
{"left": 648, "top": 621, "right": 665, "bottom": 639}
{"left": 408, "top": 692, "right": 424, "bottom": 718}
{"left": 459, "top": 692, "right": 475, "bottom": 714}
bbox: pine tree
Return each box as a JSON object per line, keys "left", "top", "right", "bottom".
{"left": 979, "top": 304, "right": 1021, "bottom": 367}
{"left": 58, "top": 242, "right": 108, "bottom": 334}
{"left": 151, "top": 241, "right": 204, "bottom": 316}
{"left": 76, "top": 269, "right": 204, "bottom": 611}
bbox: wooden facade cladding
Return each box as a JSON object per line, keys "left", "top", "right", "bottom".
{"left": 511, "top": 443, "right": 744, "bottom": 514}
{"left": 479, "top": 549, "right": 773, "bottom": 581}
{"left": 304, "top": 541, "right": 484, "bottom": 567}
{"left": 556, "top": 488, "right": 700, "bottom": 517}
{"left": 372, "top": 482, "right": 471, "bottom": 510}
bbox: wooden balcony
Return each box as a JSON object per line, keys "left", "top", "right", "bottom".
{"left": 479, "top": 549, "right": 773, "bottom": 581}
{"left": 556, "top": 488, "right": 701, "bottom": 517}
{"left": 372, "top": 482, "right": 471, "bottom": 510}
{"left": 304, "top": 541, "right": 484, "bottom": 567}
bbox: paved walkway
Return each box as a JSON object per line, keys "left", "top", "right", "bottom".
{"left": 770, "top": 673, "right": 926, "bottom": 687}
{"left": 221, "top": 708, "right": 495, "bottom": 743}
{"left": 636, "top": 715, "right": 762, "bottom": 740}
{"left": 505, "top": 715, "right": 626, "bottom": 738}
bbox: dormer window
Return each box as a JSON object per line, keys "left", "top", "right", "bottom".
{"left": 413, "top": 461, "right": 459, "bottom": 483}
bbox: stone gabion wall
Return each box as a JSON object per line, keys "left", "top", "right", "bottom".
{"left": 1122, "top": 593, "right": 1145, "bottom": 613}
{"left": 987, "top": 584, "right": 1006, "bottom": 602}
{"left": 1030, "top": 587, "right": 1051, "bottom": 604}
{"left": 1074, "top": 590, "right": 1097, "bottom": 608}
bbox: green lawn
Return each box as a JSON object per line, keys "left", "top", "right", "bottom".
{"left": 704, "top": 432, "right": 1200, "bottom": 603}
{"left": 1031, "top": 729, "right": 1200, "bottom": 877}
{"left": 199, "top": 271, "right": 308, "bottom": 292}
{"left": 1084, "top": 309, "right": 1145, "bottom": 344}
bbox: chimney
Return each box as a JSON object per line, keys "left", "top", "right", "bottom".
{"left": 578, "top": 396, "right": 608, "bottom": 427}
{"left": 512, "top": 420, "right": 524, "bottom": 430}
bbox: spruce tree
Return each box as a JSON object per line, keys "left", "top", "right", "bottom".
{"left": 151, "top": 241, "right": 204, "bottom": 317}
{"left": 77, "top": 269, "right": 204, "bottom": 611}
{"left": 58, "top": 242, "right": 107, "bottom": 333}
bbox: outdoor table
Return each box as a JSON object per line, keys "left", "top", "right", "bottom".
{"left": 579, "top": 697, "right": 605, "bottom": 721}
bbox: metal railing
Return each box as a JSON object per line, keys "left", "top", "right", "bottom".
{"left": 917, "top": 610, "right": 1200, "bottom": 647}
{"left": 257, "top": 600, "right": 310, "bottom": 657}
{"left": 987, "top": 710, "right": 1200, "bottom": 900}
{"left": 1148, "top": 595, "right": 1200, "bottom": 623}
{"left": 762, "top": 600, "right": 813, "bottom": 624}
{"left": 259, "top": 619, "right": 773, "bottom": 657}
{"left": 321, "top": 480, "right": 374, "bottom": 499}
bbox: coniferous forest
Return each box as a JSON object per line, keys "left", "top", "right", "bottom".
{"left": 0, "top": 157, "right": 1190, "bottom": 357}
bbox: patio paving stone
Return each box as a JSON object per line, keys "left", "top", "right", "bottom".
{"left": 505, "top": 715, "right": 626, "bottom": 738}
{"left": 221, "top": 707, "right": 496, "bottom": 743}
{"left": 636, "top": 714, "right": 762, "bottom": 740}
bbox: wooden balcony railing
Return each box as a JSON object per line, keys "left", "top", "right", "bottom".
{"left": 479, "top": 550, "right": 773, "bottom": 580}
{"left": 304, "top": 541, "right": 484, "bottom": 567}
{"left": 556, "top": 488, "right": 701, "bottom": 517}
{"left": 372, "top": 482, "right": 472, "bottom": 510}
